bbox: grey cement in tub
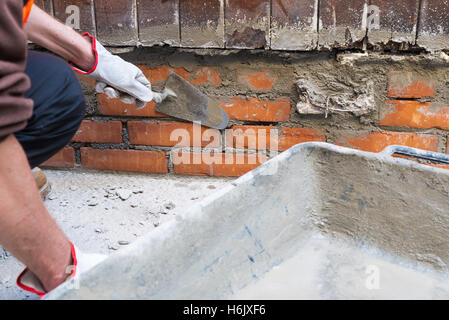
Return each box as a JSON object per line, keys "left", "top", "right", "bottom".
{"left": 234, "top": 234, "right": 449, "bottom": 300}
{"left": 45, "top": 143, "right": 449, "bottom": 300}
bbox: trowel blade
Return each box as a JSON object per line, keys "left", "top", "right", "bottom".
{"left": 156, "top": 72, "right": 229, "bottom": 130}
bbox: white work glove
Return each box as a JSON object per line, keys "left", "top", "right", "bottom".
{"left": 72, "top": 33, "right": 155, "bottom": 109}
{"left": 16, "top": 242, "right": 107, "bottom": 298}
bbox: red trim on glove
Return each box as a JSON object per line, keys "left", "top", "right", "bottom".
{"left": 71, "top": 32, "right": 99, "bottom": 75}
{"left": 69, "top": 242, "right": 77, "bottom": 281}
{"left": 16, "top": 268, "right": 46, "bottom": 298}
{"left": 16, "top": 242, "right": 78, "bottom": 299}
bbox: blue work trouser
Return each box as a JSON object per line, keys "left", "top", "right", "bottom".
{"left": 15, "top": 51, "right": 86, "bottom": 168}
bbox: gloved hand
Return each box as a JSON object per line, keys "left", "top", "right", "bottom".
{"left": 72, "top": 33, "right": 154, "bottom": 109}
{"left": 16, "top": 242, "right": 107, "bottom": 298}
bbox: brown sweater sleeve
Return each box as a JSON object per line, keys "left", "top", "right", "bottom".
{"left": 0, "top": 0, "right": 34, "bottom": 140}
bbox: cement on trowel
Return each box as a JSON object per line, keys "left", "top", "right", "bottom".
{"left": 156, "top": 72, "right": 229, "bottom": 129}
{"left": 46, "top": 143, "right": 449, "bottom": 300}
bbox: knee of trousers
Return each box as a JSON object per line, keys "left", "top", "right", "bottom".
{"left": 15, "top": 52, "right": 88, "bottom": 167}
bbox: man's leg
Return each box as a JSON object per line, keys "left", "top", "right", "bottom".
{"left": 0, "top": 51, "right": 86, "bottom": 292}
{"left": 0, "top": 135, "right": 72, "bottom": 291}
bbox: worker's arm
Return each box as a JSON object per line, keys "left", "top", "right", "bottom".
{"left": 25, "top": 4, "right": 155, "bottom": 108}
{"left": 24, "top": 4, "right": 95, "bottom": 72}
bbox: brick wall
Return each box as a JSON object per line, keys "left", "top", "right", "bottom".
{"left": 37, "top": 0, "right": 449, "bottom": 51}
{"left": 37, "top": 1, "right": 449, "bottom": 176}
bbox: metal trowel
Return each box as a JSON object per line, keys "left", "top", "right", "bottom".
{"left": 152, "top": 72, "right": 229, "bottom": 130}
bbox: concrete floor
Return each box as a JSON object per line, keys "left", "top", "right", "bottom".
{"left": 0, "top": 169, "right": 233, "bottom": 300}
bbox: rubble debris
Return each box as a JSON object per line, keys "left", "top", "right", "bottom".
{"left": 105, "top": 193, "right": 119, "bottom": 200}
{"left": 295, "top": 79, "right": 376, "bottom": 117}
{"left": 147, "top": 211, "right": 161, "bottom": 227}
{"left": 87, "top": 199, "right": 99, "bottom": 206}
{"left": 164, "top": 202, "right": 176, "bottom": 210}
{"left": 116, "top": 189, "right": 132, "bottom": 201}
{"left": 0, "top": 248, "right": 10, "bottom": 260}
{"left": 59, "top": 200, "right": 69, "bottom": 207}
{"left": 47, "top": 194, "right": 57, "bottom": 200}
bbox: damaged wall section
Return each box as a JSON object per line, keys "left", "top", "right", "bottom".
{"left": 42, "top": 49, "right": 449, "bottom": 176}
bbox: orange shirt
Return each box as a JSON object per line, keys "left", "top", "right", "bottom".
{"left": 23, "top": 0, "right": 34, "bottom": 26}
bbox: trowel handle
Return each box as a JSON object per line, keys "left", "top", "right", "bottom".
{"left": 152, "top": 88, "right": 177, "bottom": 104}
{"left": 381, "top": 145, "right": 449, "bottom": 165}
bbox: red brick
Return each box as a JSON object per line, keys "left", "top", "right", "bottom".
{"left": 81, "top": 148, "right": 168, "bottom": 173}
{"left": 319, "top": 0, "right": 368, "bottom": 48}
{"left": 226, "top": 125, "right": 277, "bottom": 150}
{"left": 180, "top": 0, "right": 224, "bottom": 48}
{"left": 225, "top": 0, "right": 270, "bottom": 49}
{"left": 34, "top": 0, "right": 53, "bottom": 14}
{"left": 227, "top": 126, "right": 325, "bottom": 151}
{"left": 76, "top": 73, "right": 95, "bottom": 88}
{"left": 141, "top": 66, "right": 187, "bottom": 83}
{"left": 337, "top": 131, "right": 439, "bottom": 153}
{"left": 387, "top": 72, "right": 436, "bottom": 99}
{"left": 380, "top": 100, "right": 449, "bottom": 130}
{"left": 53, "top": 0, "right": 95, "bottom": 35}
{"left": 128, "top": 121, "right": 220, "bottom": 148}
{"left": 97, "top": 94, "right": 167, "bottom": 118}
{"left": 278, "top": 127, "right": 326, "bottom": 151}
{"left": 237, "top": 68, "right": 275, "bottom": 91}
{"left": 189, "top": 67, "right": 223, "bottom": 86}
{"left": 95, "top": 0, "right": 138, "bottom": 46}
{"left": 42, "top": 147, "right": 75, "bottom": 168}
{"left": 140, "top": 66, "right": 222, "bottom": 86}
{"left": 173, "top": 152, "right": 267, "bottom": 177}
{"left": 100, "top": 65, "right": 219, "bottom": 117}
{"left": 219, "top": 97, "right": 291, "bottom": 122}
{"left": 418, "top": 0, "right": 449, "bottom": 50}
{"left": 271, "top": 0, "right": 318, "bottom": 50}
{"left": 137, "top": 0, "right": 180, "bottom": 46}
{"left": 368, "top": 0, "right": 420, "bottom": 45}
{"left": 72, "top": 120, "right": 123, "bottom": 143}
